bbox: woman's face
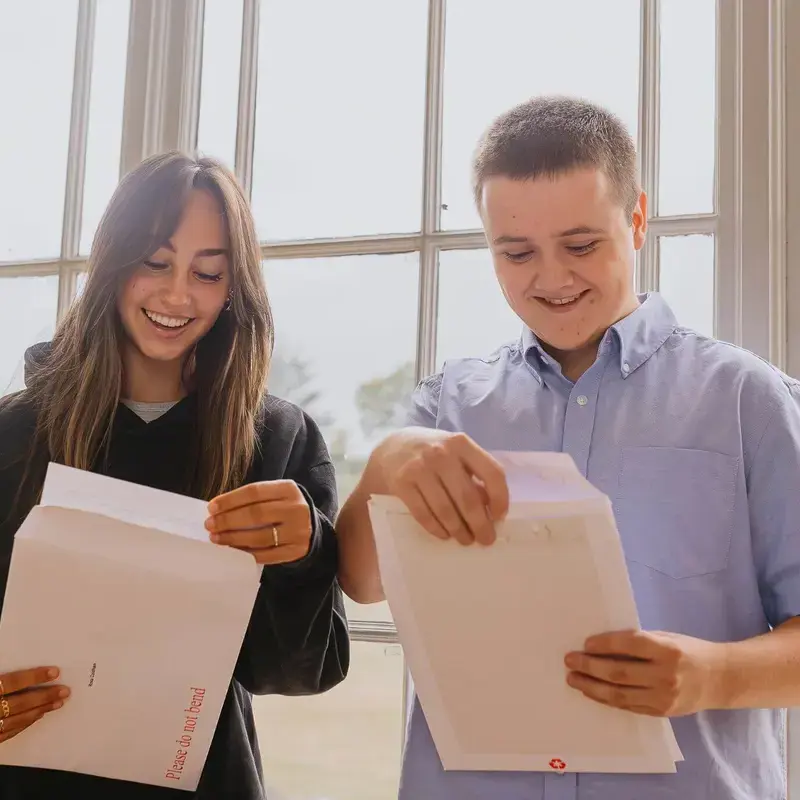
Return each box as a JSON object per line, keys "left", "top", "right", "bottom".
{"left": 117, "top": 188, "right": 231, "bottom": 365}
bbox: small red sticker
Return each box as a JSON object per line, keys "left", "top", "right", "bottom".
{"left": 549, "top": 758, "right": 567, "bottom": 773}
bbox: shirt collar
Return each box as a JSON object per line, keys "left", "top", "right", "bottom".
{"left": 521, "top": 293, "right": 678, "bottom": 380}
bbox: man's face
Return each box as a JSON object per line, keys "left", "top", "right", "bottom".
{"left": 481, "top": 168, "right": 646, "bottom": 357}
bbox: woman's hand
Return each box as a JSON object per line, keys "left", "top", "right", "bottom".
{"left": 206, "top": 480, "right": 313, "bottom": 566}
{"left": 0, "top": 666, "right": 69, "bottom": 743}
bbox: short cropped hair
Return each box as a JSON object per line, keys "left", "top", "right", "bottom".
{"left": 472, "top": 95, "right": 640, "bottom": 219}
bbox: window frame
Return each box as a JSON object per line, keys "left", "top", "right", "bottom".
{"left": 0, "top": 0, "right": 96, "bottom": 310}
{"left": 1, "top": 0, "right": 796, "bottom": 789}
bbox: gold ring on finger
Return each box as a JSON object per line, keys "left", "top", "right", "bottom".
{"left": 1, "top": 698, "right": 9, "bottom": 718}
{"left": 272, "top": 525, "right": 280, "bottom": 548}
{"left": 0, "top": 718, "right": 5, "bottom": 733}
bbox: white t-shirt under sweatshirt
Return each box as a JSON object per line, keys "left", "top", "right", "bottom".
{"left": 122, "top": 400, "right": 177, "bottom": 423}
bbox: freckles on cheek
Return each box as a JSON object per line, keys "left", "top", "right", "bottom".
{"left": 122, "top": 279, "right": 147, "bottom": 316}
{"left": 127, "top": 278, "right": 148, "bottom": 300}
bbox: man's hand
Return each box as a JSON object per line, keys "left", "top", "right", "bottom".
{"left": 375, "top": 428, "right": 509, "bottom": 546}
{"left": 564, "top": 630, "right": 728, "bottom": 717}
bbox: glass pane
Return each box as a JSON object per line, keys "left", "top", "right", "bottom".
{"left": 436, "top": 249, "right": 523, "bottom": 367}
{"left": 257, "top": 641, "right": 403, "bottom": 800}
{"left": 658, "top": 234, "right": 714, "bottom": 337}
{"left": 251, "top": 0, "right": 428, "bottom": 241}
{"left": 658, "top": 0, "right": 716, "bottom": 216}
{"left": 80, "top": 0, "right": 130, "bottom": 255}
{"left": 0, "top": 275, "right": 59, "bottom": 396}
{"left": 263, "top": 253, "right": 419, "bottom": 622}
{"left": 441, "top": 0, "right": 641, "bottom": 231}
{"left": 197, "top": 0, "right": 244, "bottom": 170}
{"left": 0, "top": 1, "right": 79, "bottom": 261}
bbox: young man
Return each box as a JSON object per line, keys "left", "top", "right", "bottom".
{"left": 336, "top": 96, "right": 800, "bottom": 799}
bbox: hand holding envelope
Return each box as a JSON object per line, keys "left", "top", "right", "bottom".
{"left": 368, "top": 450, "right": 685, "bottom": 773}
{"left": 0, "top": 667, "right": 69, "bottom": 744}
{"left": 205, "top": 479, "right": 313, "bottom": 565}
{"left": 373, "top": 427, "right": 509, "bottom": 545}
{"left": 565, "top": 628, "right": 726, "bottom": 718}
{"left": 373, "top": 430, "right": 723, "bottom": 722}
{"left": 0, "top": 464, "right": 264, "bottom": 789}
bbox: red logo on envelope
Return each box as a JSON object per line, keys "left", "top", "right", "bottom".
{"left": 549, "top": 758, "right": 567, "bottom": 773}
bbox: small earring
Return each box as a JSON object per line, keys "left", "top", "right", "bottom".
{"left": 223, "top": 293, "right": 232, "bottom": 312}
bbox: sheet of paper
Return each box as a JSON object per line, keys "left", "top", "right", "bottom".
{"left": 0, "top": 464, "right": 262, "bottom": 790}
{"left": 42, "top": 462, "right": 210, "bottom": 542}
{"left": 493, "top": 450, "right": 606, "bottom": 505}
{"left": 369, "top": 452, "right": 682, "bottom": 774}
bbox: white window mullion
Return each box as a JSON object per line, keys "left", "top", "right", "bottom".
{"left": 122, "top": 0, "right": 201, "bottom": 173}
{"left": 415, "top": 0, "right": 446, "bottom": 386}
{"left": 778, "top": 0, "right": 800, "bottom": 793}
{"left": 786, "top": 0, "right": 800, "bottom": 380}
{"left": 636, "top": 0, "right": 660, "bottom": 294}
{"left": 119, "top": 1, "right": 148, "bottom": 176}
{"left": 648, "top": 214, "right": 717, "bottom": 237}
{"left": 417, "top": 238, "right": 440, "bottom": 381}
{"left": 120, "top": 1, "right": 165, "bottom": 173}
{"left": 715, "top": 0, "right": 743, "bottom": 347}
{"left": 177, "top": 0, "right": 205, "bottom": 154}
{"left": 260, "top": 230, "right": 490, "bottom": 261}
{"left": 432, "top": 230, "right": 487, "bottom": 251}
{"left": 234, "top": 0, "right": 259, "bottom": 198}
{"left": 141, "top": 0, "right": 169, "bottom": 158}
{"left": 58, "top": 0, "right": 96, "bottom": 320}
{"left": 719, "top": 0, "right": 772, "bottom": 359}
{"left": 0, "top": 261, "right": 62, "bottom": 279}
{"left": 262, "top": 233, "right": 422, "bottom": 261}
{"left": 768, "top": 0, "right": 787, "bottom": 371}
{"left": 61, "top": 0, "right": 96, "bottom": 262}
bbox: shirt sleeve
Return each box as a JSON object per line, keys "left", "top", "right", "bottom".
{"left": 405, "top": 373, "right": 443, "bottom": 429}
{"left": 748, "top": 381, "right": 800, "bottom": 628}
{"left": 233, "top": 409, "right": 350, "bottom": 696}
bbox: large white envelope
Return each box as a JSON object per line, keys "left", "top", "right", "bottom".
{"left": 369, "top": 451, "right": 683, "bottom": 774}
{"left": 0, "top": 464, "right": 262, "bottom": 790}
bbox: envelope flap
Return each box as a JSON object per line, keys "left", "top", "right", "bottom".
{"left": 41, "top": 463, "right": 209, "bottom": 543}
{"left": 17, "top": 507, "right": 260, "bottom": 582}
{"left": 491, "top": 451, "right": 605, "bottom": 503}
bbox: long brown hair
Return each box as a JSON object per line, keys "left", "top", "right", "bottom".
{"left": 8, "top": 152, "right": 272, "bottom": 507}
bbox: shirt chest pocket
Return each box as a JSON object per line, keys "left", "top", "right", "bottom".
{"left": 613, "top": 447, "right": 740, "bottom": 579}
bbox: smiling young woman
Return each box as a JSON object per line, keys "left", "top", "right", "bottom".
{"left": 0, "top": 152, "right": 349, "bottom": 800}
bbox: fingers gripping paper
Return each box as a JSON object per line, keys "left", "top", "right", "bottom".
{"left": 0, "top": 464, "right": 262, "bottom": 790}
{"left": 368, "top": 452, "right": 682, "bottom": 774}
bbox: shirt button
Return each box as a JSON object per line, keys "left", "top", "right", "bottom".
{"left": 622, "top": 362, "right": 631, "bottom": 374}
{"left": 576, "top": 395, "right": 588, "bottom": 406}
